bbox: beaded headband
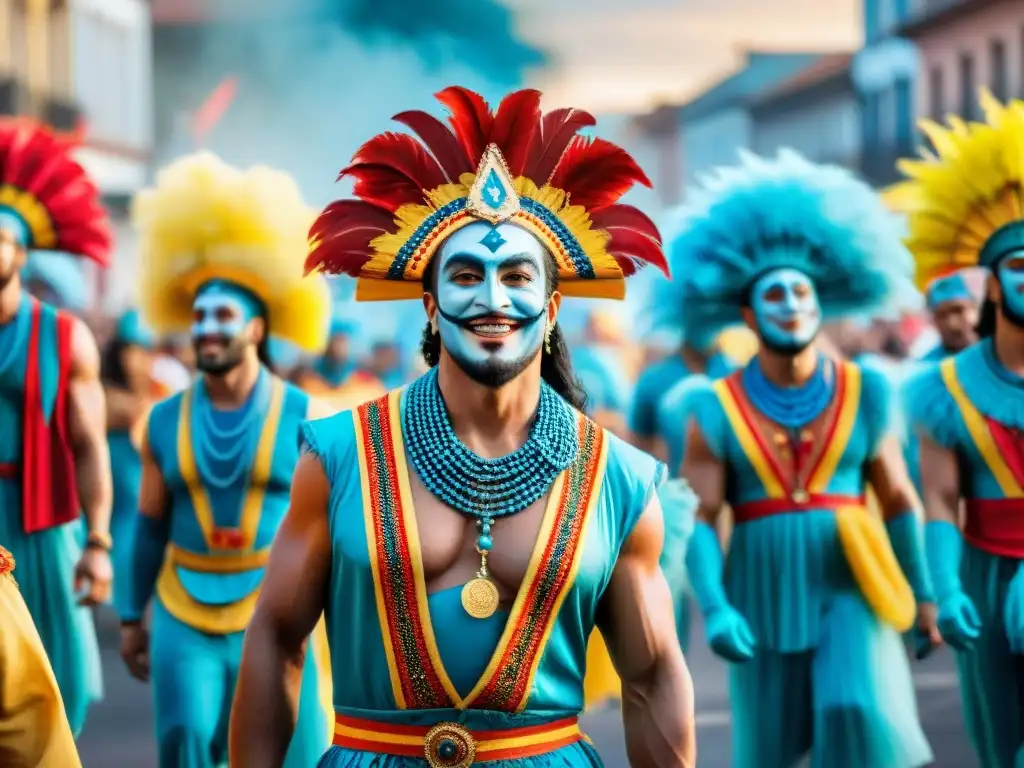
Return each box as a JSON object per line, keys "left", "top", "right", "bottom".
{"left": 306, "top": 87, "right": 669, "bottom": 301}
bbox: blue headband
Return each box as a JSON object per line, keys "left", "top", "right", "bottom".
{"left": 979, "top": 220, "right": 1024, "bottom": 270}
{"left": 0, "top": 207, "right": 30, "bottom": 247}
{"left": 116, "top": 309, "right": 155, "bottom": 348}
{"left": 330, "top": 316, "right": 358, "bottom": 337}
{"left": 926, "top": 273, "right": 972, "bottom": 311}
{"left": 195, "top": 279, "right": 265, "bottom": 320}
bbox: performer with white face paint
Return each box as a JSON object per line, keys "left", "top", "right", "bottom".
{"left": 676, "top": 149, "right": 936, "bottom": 768}
{"left": 119, "top": 153, "right": 334, "bottom": 768}
{"left": 901, "top": 91, "right": 1024, "bottom": 768}
{"left": 231, "top": 86, "right": 697, "bottom": 768}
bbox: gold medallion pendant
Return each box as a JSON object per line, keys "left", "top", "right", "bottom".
{"left": 461, "top": 576, "right": 499, "bottom": 619}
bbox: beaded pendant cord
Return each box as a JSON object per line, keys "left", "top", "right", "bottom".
{"left": 743, "top": 354, "right": 834, "bottom": 430}
{"left": 403, "top": 367, "right": 579, "bottom": 618}
{"left": 193, "top": 369, "right": 270, "bottom": 491}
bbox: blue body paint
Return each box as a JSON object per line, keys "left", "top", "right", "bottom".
{"left": 750, "top": 267, "right": 821, "bottom": 353}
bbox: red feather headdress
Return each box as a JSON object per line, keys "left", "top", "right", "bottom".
{"left": 0, "top": 118, "right": 112, "bottom": 265}
{"left": 306, "top": 87, "right": 667, "bottom": 300}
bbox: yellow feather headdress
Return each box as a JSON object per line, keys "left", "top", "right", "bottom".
{"left": 133, "top": 152, "right": 330, "bottom": 353}
{"left": 893, "top": 89, "right": 1024, "bottom": 289}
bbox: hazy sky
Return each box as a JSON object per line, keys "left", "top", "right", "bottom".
{"left": 513, "top": 0, "right": 863, "bottom": 113}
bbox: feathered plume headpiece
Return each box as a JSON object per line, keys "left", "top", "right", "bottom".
{"left": 891, "top": 89, "right": 1024, "bottom": 288}
{"left": 306, "top": 86, "right": 668, "bottom": 301}
{"left": 0, "top": 118, "right": 111, "bottom": 264}
{"left": 657, "top": 149, "right": 918, "bottom": 344}
{"left": 133, "top": 152, "right": 330, "bottom": 353}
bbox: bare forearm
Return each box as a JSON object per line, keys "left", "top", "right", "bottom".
{"left": 74, "top": 437, "right": 112, "bottom": 536}
{"left": 230, "top": 623, "right": 306, "bottom": 767}
{"left": 621, "top": 650, "right": 696, "bottom": 768}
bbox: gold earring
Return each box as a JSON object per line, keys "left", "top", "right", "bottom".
{"left": 544, "top": 322, "right": 554, "bottom": 354}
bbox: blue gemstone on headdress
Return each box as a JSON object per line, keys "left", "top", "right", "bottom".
{"left": 480, "top": 227, "right": 506, "bottom": 253}
{"left": 482, "top": 169, "right": 508, "bottom": 210}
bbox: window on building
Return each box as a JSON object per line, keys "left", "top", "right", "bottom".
{"left": 929, "top": 66, "right": 944, "bottom": 120}
{"left": 991, "top": 39, "right": 1008, "bottom": 100}
{"left": 895, "top": 76, "right": 913, "bottom": 146}
{"left": 959, "top": 53, "right": 976, "bottom": 119}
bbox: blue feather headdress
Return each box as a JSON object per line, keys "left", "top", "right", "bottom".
{"left": 655, "top": 149, "right": 920, "bottom": 346}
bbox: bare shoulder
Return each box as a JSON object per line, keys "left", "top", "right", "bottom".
{"left": 68, "top": 314, "right": 101, "bottom": 379}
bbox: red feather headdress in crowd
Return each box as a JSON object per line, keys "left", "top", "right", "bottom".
{"left": 0, "top": 118, "right": 112, "bottom": 265}
{"left": 306, "top": 87, "right": 667, "bottom": 300}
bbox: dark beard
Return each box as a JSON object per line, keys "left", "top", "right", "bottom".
{"left": 760, "top": 334, "right": 817, "bottom": 356}
{"left": 447, "top": 343, "right": 540, "bottom": 388}
{"left": 194, "top": 337, "right": 248, "bottom": 376}
{"left": 1000, "top": 296, "right": 1024, "bottom": 329}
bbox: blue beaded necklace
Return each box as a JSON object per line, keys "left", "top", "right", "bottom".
{"left": 742, "top": 354, "right": 834, "bottom": 430}
{"left": 192, "top": 369, "right": 270, "bottom": 490}
{"left": 404, "top": 367, "right": 578, "bottom": 617}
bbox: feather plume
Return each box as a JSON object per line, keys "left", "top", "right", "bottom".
{"left": 488, "top": 89, "right": 542, "bottom": 176}
{"left": 0, "top": 118, "right": 111, "bottom": 264}
{"left": 654, "top": 148, "right": 917, "bottom": 344}
{"left": 525, "top": 107, "right": 597, "bottom": 184}
{"left": 591, "top": 204, "right": 662, "bottom": 244}
{"left": 435, "top": 86, "right": 493, "bottom": 163}
{"left": 342, "top": 132, "right": 447, "bottom": 199}
{"left": 392, "top": 110, "right": 473, "bottom": 181}
{"left": 135, "top": 152, "right": 328, "bottom": 353}
{"left": 550, "top": 136, "right": 651, "bottom": 210}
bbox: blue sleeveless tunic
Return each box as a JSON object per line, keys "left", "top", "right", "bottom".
{"left": 145, "top": 371, "right": 330, "bottom": 766}
{"left": 303, "top": 384, "right": 663, "bottom": 767}
{"left": 109, "top": 428, "right": 142, "bottom": 617}
{"left": 0, "top": 293, "right": 101, "bottom": 736}
{"left": 905, "top": 340, "right": 1024, "bottom": 767}
{"left": 687, "top": 358, "right": 931, "bottom": 768}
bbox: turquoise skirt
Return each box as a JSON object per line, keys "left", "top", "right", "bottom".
{"left": 317, "top": 709, "right": 603, "bottom": 767}
{"left": 0, "top": 477, "right": 103, "bottom": 736}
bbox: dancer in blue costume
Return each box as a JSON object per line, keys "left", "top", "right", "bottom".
{"left": 677, "top": 149, "right": 937, "bottom": 768}
{"left": 119, "top": 153, "right": 334, "bottom": 768}
{"left": 102, "top": 309, "right": 160, "bottom": 618}
{"left": 232, "top": 86, "right": 697, "bottom": 768}
{"left": 900, "top": 91, "right": 1024, "bottom": 768}
{"left": 0, "top": 118, "right": 114, "bottom": 737}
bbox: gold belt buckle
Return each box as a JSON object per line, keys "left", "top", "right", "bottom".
{"left": 424, "top": 722, "right": 476, "bottom": 768}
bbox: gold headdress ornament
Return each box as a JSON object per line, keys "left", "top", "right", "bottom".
{"left": 133, "top": 152, "right": 330, "bottom": 353}
{"left": 306, "top": 87, "right": 668, "bottom": 300}
{"left": 891, "top": 88, "right": 1024, "bottom": 289}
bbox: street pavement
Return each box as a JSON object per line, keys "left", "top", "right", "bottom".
{"left": 78, "top": 610, "right": 973, "bottom": 767}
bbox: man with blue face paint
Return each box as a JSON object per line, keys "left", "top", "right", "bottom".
{"left": 119, "top": 152, "right": 334, "bottom": 768}
{"left": 675, "top": 149, "right": 936, "bottom": 768}
{"left": 0, "top": 119, "right": 114, "bottom": 740}
{"left": 901, "top": 91, "right": 1024, "bottom": 768}
{"left": 918, "top": 271, "right": 980, "bottom": 362}
{"left": 232, "top": 86, "right": 697, "bottom": 768}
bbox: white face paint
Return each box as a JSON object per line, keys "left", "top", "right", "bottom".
{"left": 433, "top": 221, "right": 550, "bottom": 387}
{"left": 749, "top": 267, "right": 822, "bottom": 353}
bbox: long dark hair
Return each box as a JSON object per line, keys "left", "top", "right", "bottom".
{"left": 100, "top": 337, "right": 131, "bottom": 388}
{"left": 419, "top": 252, "right": 589, "bottom": 411}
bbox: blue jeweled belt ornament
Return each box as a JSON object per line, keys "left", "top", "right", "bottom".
{"left": 403, "top": 367, "right": 579, "bottom": 618}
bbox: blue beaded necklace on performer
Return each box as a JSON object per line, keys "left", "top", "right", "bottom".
{"left": 403, "top": 366, "right": 579, "bottom": 617}
{"left": 192, "top": 367, "right": 270, "bottom": 493}
{"left": 742, "top": 353, "right": 834, "bottom": 429}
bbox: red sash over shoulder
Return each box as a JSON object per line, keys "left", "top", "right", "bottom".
{"left": 21, "top": 301, "right": 79, "bottom": 534}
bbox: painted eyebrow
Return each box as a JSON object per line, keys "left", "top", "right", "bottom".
{"left": 443, "top": 253, "right": 541, "bottom": 272}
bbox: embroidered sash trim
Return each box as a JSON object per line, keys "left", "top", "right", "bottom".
{"left": 166, "top": 543, "right": 270, "bottom": 574}
{"left": 470, "top": 416, "right": 607, "bottom": 713}
{"left": 941, "top": 359, "right": 1024, "bottom": 497}
{"left": 732, "top": 494, "right": 866, "bottom": 523}
{"left": 356, "top": 390, "right": 608, "bottom": 712}
{"left": 355, "top": 392, "right": 452, "bottom": 710}
{"left": 175, "top": 376, "right": 287, "bottom": 552}
{"left": 714, "top": 361, "right": 861, "bottom": 509}
{"left": 964, "top": 499, "right": 1024, "bottom": 557}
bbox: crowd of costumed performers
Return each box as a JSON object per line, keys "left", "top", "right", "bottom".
{"left": 7, "top": 86, "right": 1024, "bottom": 768}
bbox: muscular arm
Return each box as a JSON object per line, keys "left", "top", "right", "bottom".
{"left": 68, "top": 319, "right": 113, "bottom": 539}
{"left": 230, "top": 453, "right": 332, "bottom": 768}
{"left": 918, "top": 435, "right": 960, "bottom": 526}
{"left": 597, "top": 496, "right": 696, "bottom": 768}
{"left": 680, "top": 423, "right": 725, "bottom": 526}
